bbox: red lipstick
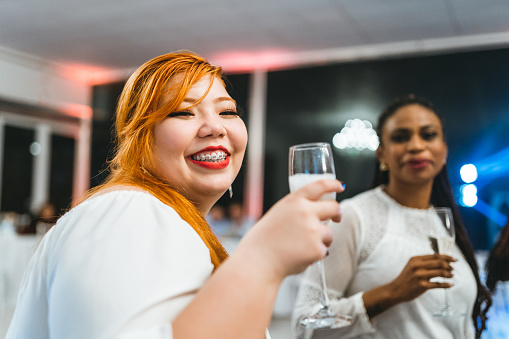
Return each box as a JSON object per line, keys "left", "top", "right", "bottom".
{"left": 406, "top": 159, "right": 430, "bottom": 169}
{"left": 188, "top": 146, "right": 230, "bottom": 170}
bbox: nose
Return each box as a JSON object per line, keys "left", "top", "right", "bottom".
{"left": 408, "top": 135, "right": 425, "bottom": 153}
{"left": 198, "top": 113, "right": 227, "bottom": 138}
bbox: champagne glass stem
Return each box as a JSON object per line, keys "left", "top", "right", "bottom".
{"left": 317, "top": 259, "right": 330, "bottom": 308}
{"left": 444, "top": 288, "right": 450, "bottom": 310}
{"left": 288, "top": 143, "right": 352, "bottom": 328}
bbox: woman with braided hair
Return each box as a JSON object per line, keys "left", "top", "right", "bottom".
{"left": 293, "top": 95, "right": 491, "bottom": 338}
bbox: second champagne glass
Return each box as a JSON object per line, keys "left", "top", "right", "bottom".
{"left": 289, "top": 142, "right": 352, "bottom": 329}
{"left": 428, "top": 207, "right": 465, "bottom": 317}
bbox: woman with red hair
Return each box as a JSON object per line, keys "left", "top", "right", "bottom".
{"left": 7, "top": 51, "right": 344, "bottom": 339}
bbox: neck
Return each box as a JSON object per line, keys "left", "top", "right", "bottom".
{"left": 192, "top": 194, "right": 225, "bottom": 218}
{"left": 194, "top": 201, "right": 214, "bottom": 218}
{"left": 383, "top": 181, "right": 433, "bottom": 209}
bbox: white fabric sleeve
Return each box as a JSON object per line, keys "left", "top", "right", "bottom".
{"left": 291, "top": 201, "right": 376, "bottom": 339}
{"left": 116, "top": 323, "right": 173, "bottom": 339}
{"left": 45, "top": 191, "right": 214, "bottom": 339}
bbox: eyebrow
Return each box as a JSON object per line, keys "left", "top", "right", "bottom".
{"left": 391, "top": 123, "right": 440, "bottom": 132}
{"left": 182, "top": 96, "right": 236, "bottom": 105}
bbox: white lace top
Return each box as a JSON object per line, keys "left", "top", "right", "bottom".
{"left": 292, "top": 186, "right": 477, "bottom": 339}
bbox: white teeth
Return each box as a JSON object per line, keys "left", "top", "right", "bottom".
{"left": 192, "top": 151, "right": 227, "bottom": 162}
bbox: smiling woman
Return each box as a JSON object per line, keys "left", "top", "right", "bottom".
{"left": 6, "top": 51, "right": 345, "bottom": 339}
{"left": 292, "top": 95, "right": 491, "bottom": 339}
{"left": 150, "top": 75, "right": 247, "bottom": 214}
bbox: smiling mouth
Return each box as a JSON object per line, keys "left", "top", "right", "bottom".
{"left": 406, "top": 159, "right": 430, "bottom": 168}
{"left": 190, "top": 151, "right": 228, "bottom": 162}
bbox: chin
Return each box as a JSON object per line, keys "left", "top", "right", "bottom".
{"left": 200, "top": 185, "right": 230, "bottom": 197}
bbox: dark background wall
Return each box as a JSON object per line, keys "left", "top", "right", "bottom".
{"left": 264, "top": 48, "right": 509, "bottom": 250}
{"left": 91, "top": 47, "right": 509, "bottom": 250}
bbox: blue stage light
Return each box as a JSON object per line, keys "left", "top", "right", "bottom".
{"left": 460, "top": 164, "right": 478, "bottom": 183}
{"left": 460, "top": 184, "right": 478, "bottom": 207}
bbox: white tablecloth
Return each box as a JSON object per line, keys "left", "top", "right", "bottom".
{"left": 0, "top": 231, "right": 40, "bottom": 337}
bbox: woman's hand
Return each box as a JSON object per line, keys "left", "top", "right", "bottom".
{"left": 390, "top": 254, "right": 456, "bottom": 301}
{"left": 235, "top": 179, "right": 345, "bottom": 282}
{"left": 363, "top": 254, "right": 456, "bottom": 318}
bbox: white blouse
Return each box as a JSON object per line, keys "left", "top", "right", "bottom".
{"left": 292, "top": 187, "right": 477, "bottom": 339}
{"left": 6, "top": 190, "right": 214, "bottom": 339}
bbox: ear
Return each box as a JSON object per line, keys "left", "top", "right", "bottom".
{"left": 376, "top": 145, "right": 385, "bottom": 164}
{"left": 443, "top": 143, "right": 448, "bottom": 165}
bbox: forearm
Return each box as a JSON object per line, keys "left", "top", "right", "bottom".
{"left": 362, "top": 283, "right": 402, "bottom": 318}
{"left": 172, "top": 249, "right": 281, "bottom": 339}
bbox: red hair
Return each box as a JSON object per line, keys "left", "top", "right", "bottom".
{"left": 83, "top": 51, "right": 228, "bottom": 269}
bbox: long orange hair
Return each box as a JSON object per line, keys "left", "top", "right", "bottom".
{"left": 83, "top": 51, "right": 229, "bottom": 269}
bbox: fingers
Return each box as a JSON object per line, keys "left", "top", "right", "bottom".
{"left": 292, "top": 179, "right": 345, "bottom": 201}
{"left": 418, "top": 258, "right": 455, "bottom": 271}
{"left": 321, "top": 225, "right": 333, "bottom": 248}
{"left": 429, "top": 281, "right": 453, "bottom": 289}
{"left": 314, "top": 200, "right": 342, "bottom": 223}
{"left": 419, "top": 254, "right": 457, "bottom": 262}
{"left": 405, "top": 255, "right": 455, "bottom": 290}
{"left": 421, "top": 268, "right": 454, "bottom": 280}
{"left": 289, "top": 179, "right": 343, "bottom": 223}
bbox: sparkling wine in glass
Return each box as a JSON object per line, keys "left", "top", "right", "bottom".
{"left": 428, "top": 207, "right": 465, "bottom": 317}
{"left": 289, "top": 142, "right": 352, "bottom": 329}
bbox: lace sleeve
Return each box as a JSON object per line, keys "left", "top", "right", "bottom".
{"left": 291, "top": 201, "right": 376, "bottom": 338}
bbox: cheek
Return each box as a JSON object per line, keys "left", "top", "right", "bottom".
{"left": 230, "top": 120, "right": 248, "bottom": 153}
{"left": 382, "top": 148, "right": 403, "bottom": 163}
{"left": 153, "top": 124, "right": 184, "bottom": 160}
{"left": 432, "top": 142, "right": 447, "bottom": 161}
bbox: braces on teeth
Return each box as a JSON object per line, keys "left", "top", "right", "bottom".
{"left": 193, "top": 151, "right": 227, "bottom": 162}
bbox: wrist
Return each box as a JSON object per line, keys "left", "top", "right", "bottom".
{"left": 363, "top": 283, "right": 401, "bottom": 318}
{"left": 231, "top": 239, "right": 286, "bottom": 287}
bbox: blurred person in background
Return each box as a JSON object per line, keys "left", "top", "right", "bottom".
{"left": 293, "top": 95, "right": 491, "bottom": 339}
{"left": 225, "top": 201, "right": 255, "bottom": 238}
{"left": 14, "top": 202, "right": 57, "bottom": 236}
{"left": 205, "top": 204, "right": 230, "bottom": 236}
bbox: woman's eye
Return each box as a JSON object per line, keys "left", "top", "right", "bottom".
{"left": 219, "top": 109, "right": 240, "bottom": 116}
{"left": 167, "top": 111, "right": 193, "bottom": 118}
{"left": 390, "top": 134, "right": 409, "bottom": 143}
{"left": 422, "top": 131, "right": 438, "bottom": 140}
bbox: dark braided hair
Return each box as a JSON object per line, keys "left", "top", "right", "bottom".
{"left": 371, "top": 94, "right": 491, "bottom": 338}
{"left": 486, "top": 218, "right": 509, "bottom": 292}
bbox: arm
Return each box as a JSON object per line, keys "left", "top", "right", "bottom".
{"left": 292, "top": 201, "right": 456, "bottom": 339}
{"left": 172, "top": 179, "right": 345, "bottom": 339}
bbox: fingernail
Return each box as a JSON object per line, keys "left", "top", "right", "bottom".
{"left": 341, "top": 182, "right": 346, "bottom": 188}
{"left": 326, "top": 250, "right": 330, "bottom": 256}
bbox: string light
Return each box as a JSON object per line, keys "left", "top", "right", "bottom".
{"left": 333, "top": 119, "right": 379, "bottom": 151}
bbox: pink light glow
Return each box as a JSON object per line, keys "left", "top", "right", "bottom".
{"left": 59, "top": 103, "right": 93, "bottom": 119}
{"left": 59, "top": 63, "right": 130, "bottom": 85}
{"left": 209, "top": 49, "right": 305, "bottom": 73}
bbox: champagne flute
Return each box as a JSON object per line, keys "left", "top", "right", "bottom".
{"left": 428, "top": 207, "right": 465, "bottom": 317}
{"left": 289, "top": 142, "right": 352, "bottom": 329}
